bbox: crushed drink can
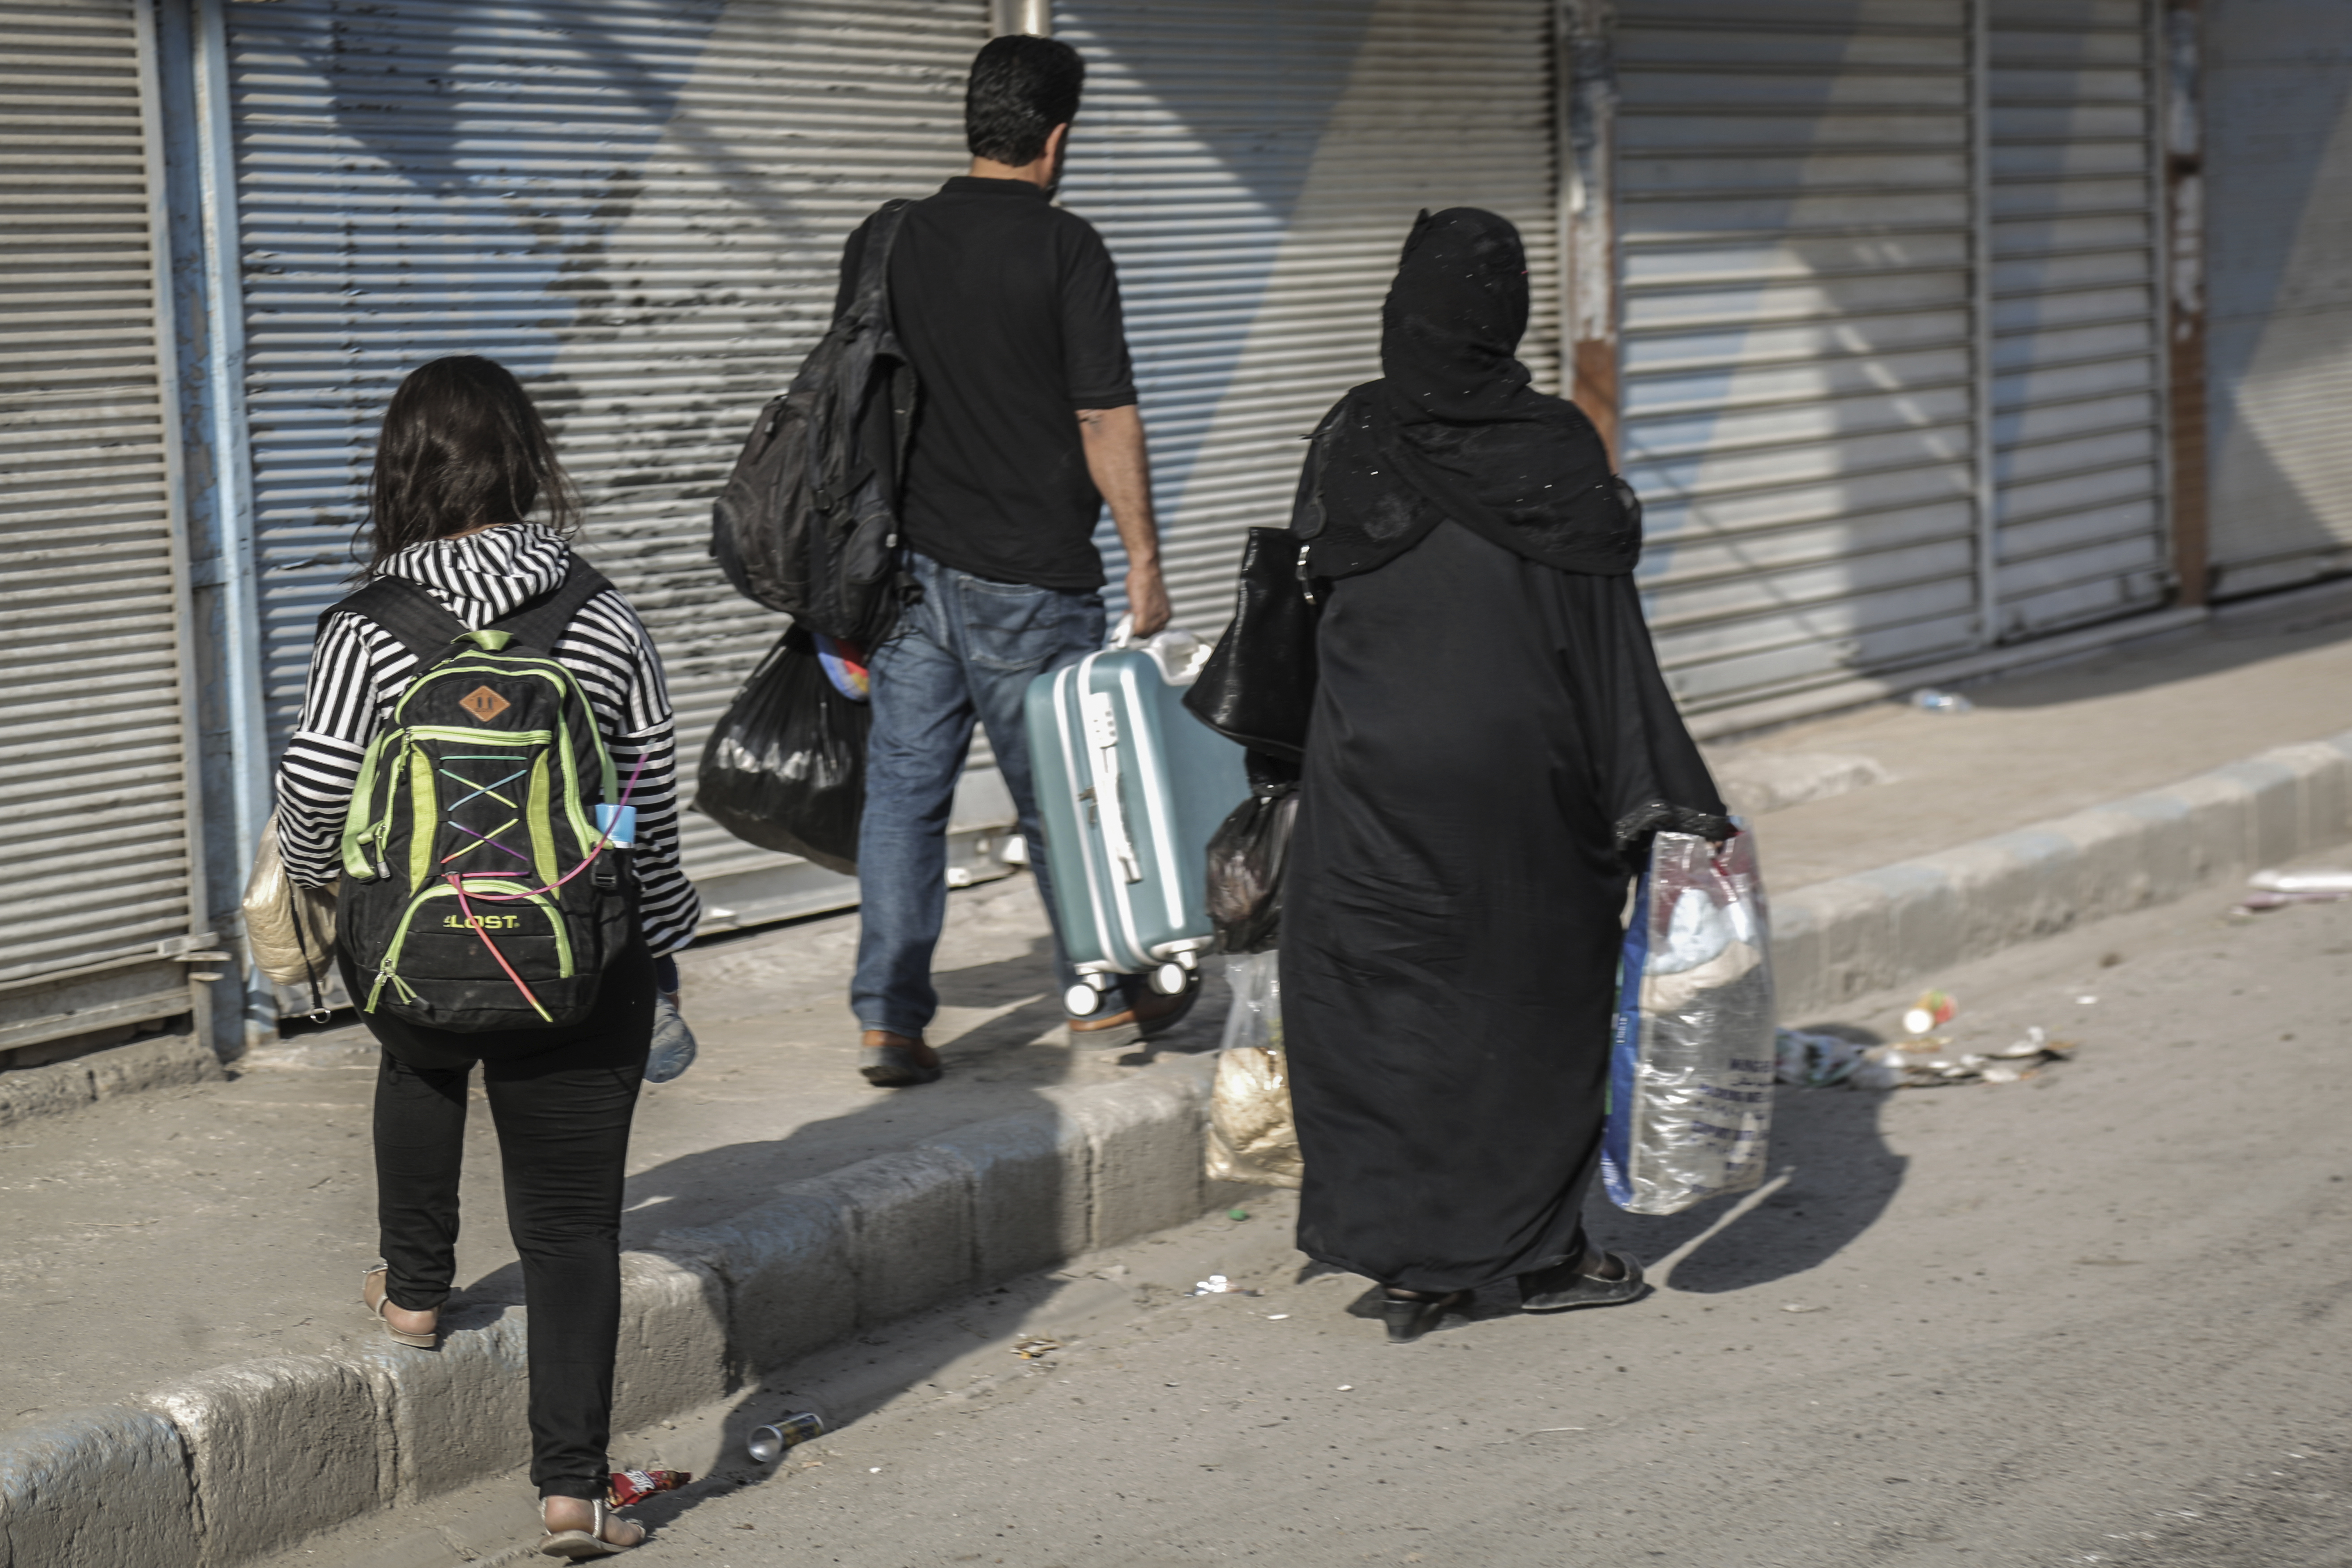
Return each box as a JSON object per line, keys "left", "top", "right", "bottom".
{"left": 747, "top": 1411, "right": 826, "bottom": 1464}
{"left": 606, "top": 1467, "right": 691, "bottom": 1508}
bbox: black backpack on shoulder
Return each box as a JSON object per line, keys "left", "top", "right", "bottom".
{"left": 326, "top": 561, "right": 639, "bottom": 1033}
{"left": 712, "top": 199, "right": 918, "bottom": 646}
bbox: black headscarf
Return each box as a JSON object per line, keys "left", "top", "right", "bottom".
{"left": 1288, "top": 207, "right": 1728, "bottom": 854}
{"left": 1300, "top": 207, "right": 1638, "bottom": 579}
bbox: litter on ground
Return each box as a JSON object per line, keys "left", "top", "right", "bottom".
{"left": 1901, "top": 989, "right": 1956, "bottom": 1036}
{"left": 2236, "top": 868, "right": 2352, "bottom": 913}
{"left": 1776, "top": 1026, "right": 2074, "bottom": 1090}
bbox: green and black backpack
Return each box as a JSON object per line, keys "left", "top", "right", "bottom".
{"left": 328, "top": 560, "right": 637, "bottom": 1032}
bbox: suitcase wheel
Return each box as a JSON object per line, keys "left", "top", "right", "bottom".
{"left": 1064, "top": 982, "right": 1108, "bottom": 1017}
{"left": 1148, "top": 961, "right": 1190, "bottom": 997}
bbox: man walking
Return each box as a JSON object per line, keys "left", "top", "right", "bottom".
{"left": 841, "top": 34, "right": 1187, "bottom": 1088}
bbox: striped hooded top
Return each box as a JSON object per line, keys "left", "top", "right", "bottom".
{"left": 273, "top": 523, "right": 700, "bottom": 956}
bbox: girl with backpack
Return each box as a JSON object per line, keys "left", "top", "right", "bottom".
{"left": 273, "top": 355, "right": 700, "bottom": 1557}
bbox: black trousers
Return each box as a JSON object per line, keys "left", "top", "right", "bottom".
{"left": 360, "top": 943, "right": 654, "bottom": 1500}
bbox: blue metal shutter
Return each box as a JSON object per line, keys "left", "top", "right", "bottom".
{"left": 0, "top": 0, "right": 204, "bottom": 1049}
{"left": 1987, "top": 0, "right": 2169, "bottom": 637}
{"left": 221, "top": 0, "right": 991, "bottom": 938}
{"left": 1055, "top": 0, "right": 1563, "bottom": 628}
{"left": 1612, "top": 0, "right": 1985, "bottom": 712}
{"left": 2203, "top": 0, "right": 2352, "bottom": 596}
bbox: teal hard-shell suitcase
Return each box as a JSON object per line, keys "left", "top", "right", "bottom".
{"left": 1023, "top": 630, "right": 1249, "bottom": 1016}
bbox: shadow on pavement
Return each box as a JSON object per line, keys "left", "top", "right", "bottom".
{"left": 1936, "top": 596, "right": 2352, "bottom": 714}
{"left": 1586, "top": 1049, "right": 1909, "bottom": 1297}
{"left": 448, "top": 926, "right": 1231, "bottom": 1532}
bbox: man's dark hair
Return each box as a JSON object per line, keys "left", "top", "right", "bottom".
{"left": 966, "top": 35, "right": 1084, "bottom": 166}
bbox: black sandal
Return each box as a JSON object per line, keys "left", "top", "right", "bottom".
{"left": 1348, "top": 1286, "right": 1473, "bottom": 1343}
{"left": 1516, "top": 1252, "right": 1644, "bottom": 1313}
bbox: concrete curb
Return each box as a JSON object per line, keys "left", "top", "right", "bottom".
{"left": 1770, "top": 731, "right": 2352, "bottom": 1018}
{"left": 0, "top": 1032, "right": 223, "bottom": 1129}
{"left": 0, "top": 1059, "right": 1217, "bottom": 1566}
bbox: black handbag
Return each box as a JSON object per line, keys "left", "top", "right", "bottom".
{"left": 1182, "top": 527, "right": 1321, "bottom": 763}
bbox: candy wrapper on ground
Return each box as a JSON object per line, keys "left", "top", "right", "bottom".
{"left": 607, "top": 1468, "right": 691, "bottom": 1508}
{"left": 1604, "top": 830, "right": 1776, "bottom": 1215}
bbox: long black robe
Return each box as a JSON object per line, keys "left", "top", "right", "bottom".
{"left": 1281, "top": 209, "right": 1724, "bottom": 1294}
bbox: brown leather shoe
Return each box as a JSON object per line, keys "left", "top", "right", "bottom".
{"left": 1067, "top": 970, "right": 1203, "bottom": 1038}
{"left": 859, "top": 1030, "right": 943, "bottom": 1086}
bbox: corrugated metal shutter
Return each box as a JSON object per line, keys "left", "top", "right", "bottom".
{"left": 1055, "top": 0, "right": 1561, "bottom": 629}
{"left": 1613, "top": 0, "right": 1984, "bottom": 712}
{"left": 221, "top": 0, "right": 996, "bottom": 941}
{"left": 2203, "top": 0, "right": 2352, "bottom": 597}
{"left": 0, "top": 1, "right": 203, "bottom": 1043}
{"left": 1986, "top": 0, "right": 2168, "bottom": 637}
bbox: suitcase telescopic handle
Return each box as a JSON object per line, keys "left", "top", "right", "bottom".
{"left": 1081, "top": 689, "right": 1143, "bottom": 885}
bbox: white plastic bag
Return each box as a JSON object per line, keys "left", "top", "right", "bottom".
{"left": 1205, "top": 950, "right": 1302, "bottom": 1188}
{"left": 1602, "top": 830, "right": 1776, "bottom": 1214}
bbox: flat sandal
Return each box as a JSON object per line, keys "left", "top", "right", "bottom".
{"left": 361, "top": 1265, "right": 439, "bottom": 1349}
{"left": 1517, "top": 1251, "right": 1645, "bottom": 1313}
{"left": 539, "top": 1497, "right": 645, "bottom": 1558}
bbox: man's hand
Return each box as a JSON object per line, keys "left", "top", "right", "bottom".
{"left": 1125, "top": 561, "right": 1172, "bottom": 637}
{"left": 1077, "top": 404, "right": 1169, "bottom": 635}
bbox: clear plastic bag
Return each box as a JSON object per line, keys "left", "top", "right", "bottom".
{"left": 1602, "top": 830, "right": 1776, "bottom": 1214}
{"left": 1205, "top": 950, "right": 1303, "bottom": 1188}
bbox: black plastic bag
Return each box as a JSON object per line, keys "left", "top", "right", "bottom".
{"left": 1205, "top": 764, "right": 1298, "bottom": 954}
{"left": 697, "top": 628, "right": 869, "bottom": 877}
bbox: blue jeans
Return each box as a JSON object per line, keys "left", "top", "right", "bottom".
{"left": 852, "top": 552, "right": 1105, "bottom": 1036}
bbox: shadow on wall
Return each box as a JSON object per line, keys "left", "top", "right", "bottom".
{"left": 232, "top": 0, "right": 738, "bottom": 738}
{"left": 233, "top": 0, "right": 982, "bottom": 744}
{"left": 1054, "top": 0, "right": 1375, "bottom": 618}
{"left": 2203, "top": 1, "right": 2352, "bottom": 592}
{"left": 1606, "top": 9, "right": 1987, "bottom": 709}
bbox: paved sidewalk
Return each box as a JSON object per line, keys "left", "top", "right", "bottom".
{"left": 0, "top": 876, "right": 1227, "bottom": 1434}
{"left": 1718, "top": 583, "right": 2352, "bottom": 888}
{"left": 5, "top": 586, "right": 2352, "bottom": 1448}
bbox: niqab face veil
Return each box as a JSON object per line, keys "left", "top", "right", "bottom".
{"left": 1379, "top": 205, "right": 1535, "bottom": 429}
{"left": 1304, "top": 207, "right": 1638, "bottom": 578}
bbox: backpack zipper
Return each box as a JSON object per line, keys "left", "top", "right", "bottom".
{"left": 367, "top": 879, "right": 575, "bottom": 1015}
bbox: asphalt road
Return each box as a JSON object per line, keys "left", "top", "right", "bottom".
{"left": 284, "top": 860, "right": 2352, "bottom": 1568}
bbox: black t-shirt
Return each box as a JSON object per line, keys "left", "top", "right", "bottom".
{"left": 837, "top": 178, "right": 1138, "bottom": 592}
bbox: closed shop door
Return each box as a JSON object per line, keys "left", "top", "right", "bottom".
{"left": 2203, "top": 0, "right": 2352, "bottom": 596}
{"left": 1986, "top": 0, "right": 2168, "bottom": 637}
{"left": 0, "top": 0, "right": 204, "bottom": 1051}
{"left": 220, "top": 0, "right": 989, "bottom": 942}
{"left": 1612, "top": 0, "right": 1984, "bottom": 711}
{"left": 1055, "top": 0, "right": 1562, "bottom": 628}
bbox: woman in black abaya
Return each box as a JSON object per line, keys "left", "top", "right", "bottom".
{"left": 1281, "top": 208, "right": 1729, "bottom": 1343}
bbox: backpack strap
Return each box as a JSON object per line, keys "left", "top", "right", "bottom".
{"left": 847, "top": 198, "right": 913, "bottom": 326}
{"left": 321, "top": 577, "right": 472, "bottom": 669}
{"left": 319, "top": 556, "right": 616, "bottom": 667}
{"left": 495, "top": 557, "right": 616, "bottom": 653}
